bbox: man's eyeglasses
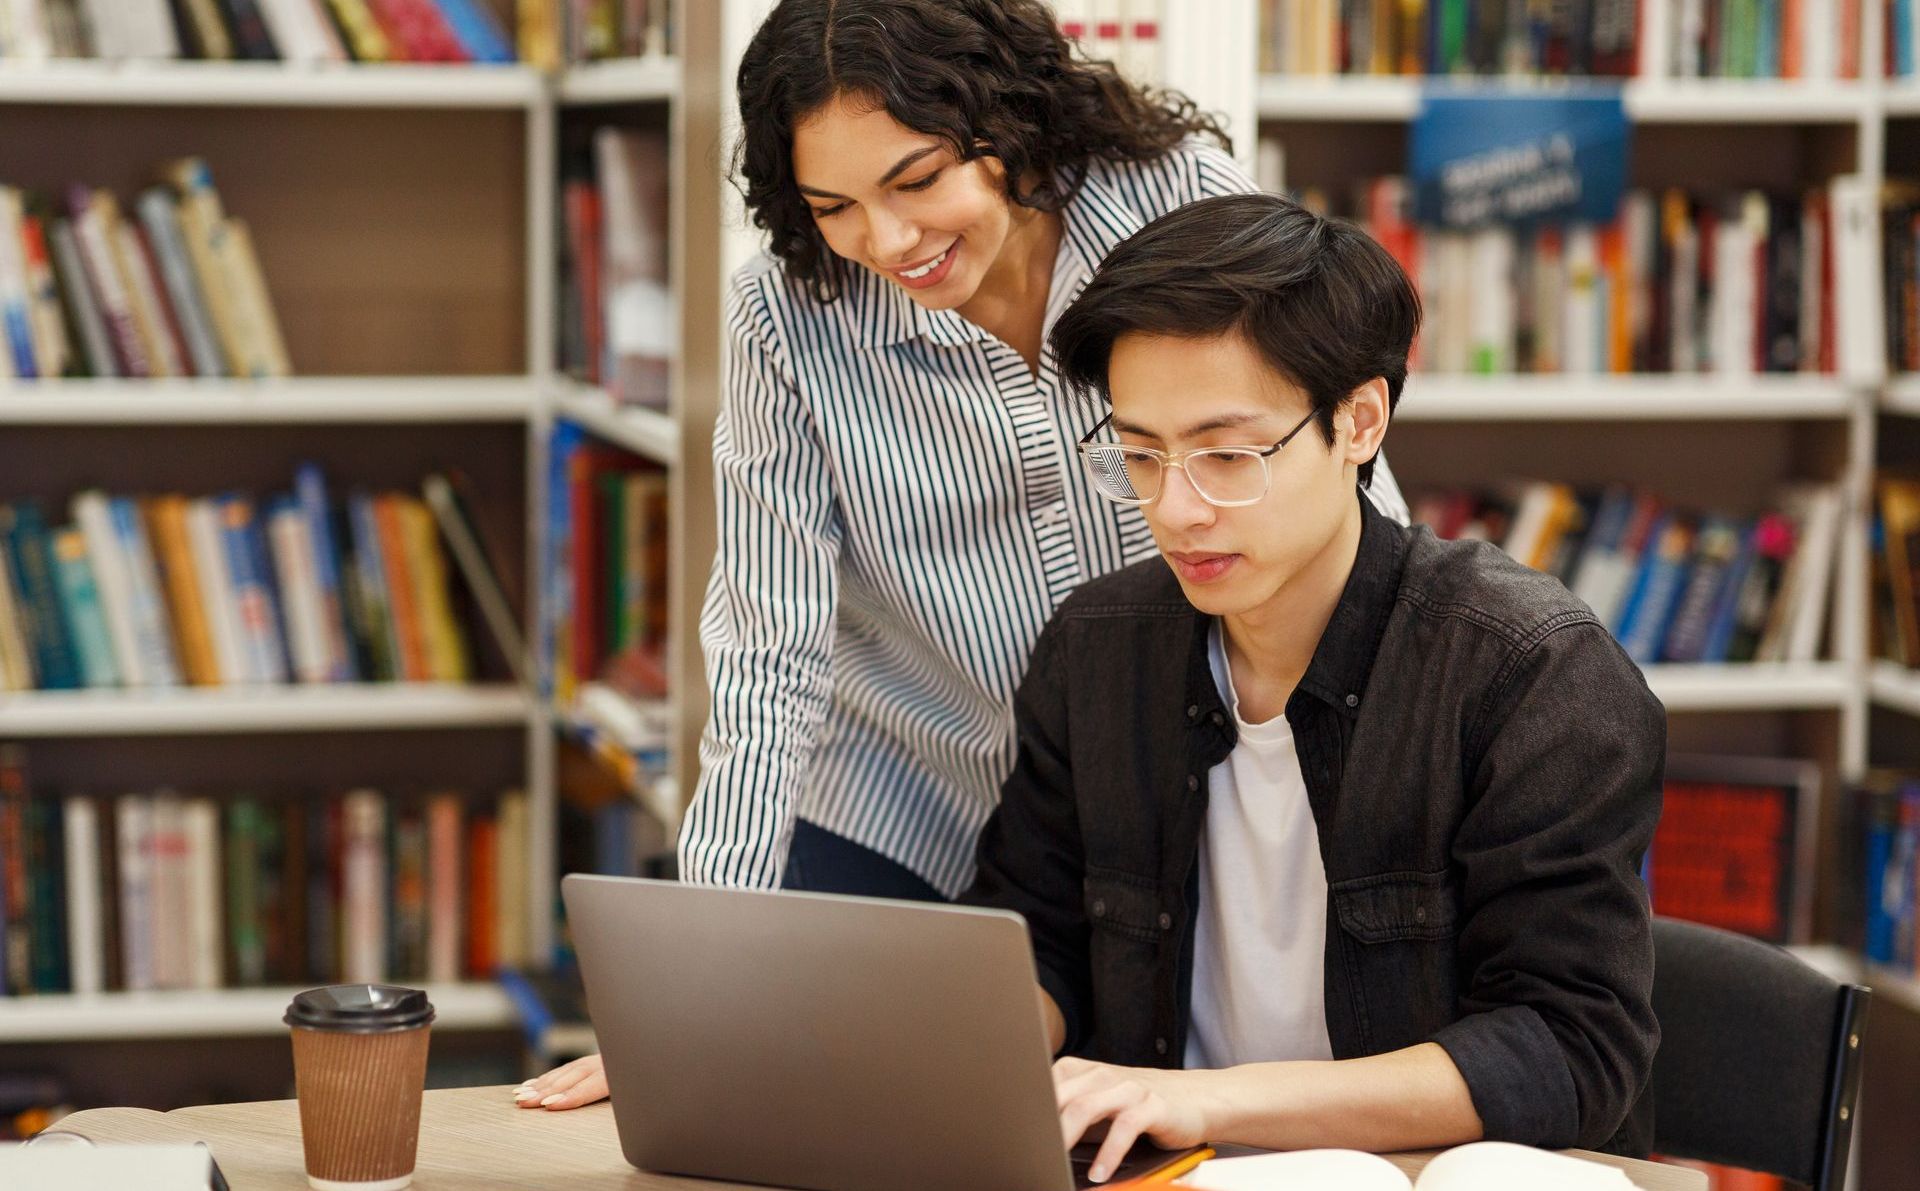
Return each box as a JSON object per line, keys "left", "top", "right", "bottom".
{"left": 1075, "top": 409, "right": 1318, "bottom": 508}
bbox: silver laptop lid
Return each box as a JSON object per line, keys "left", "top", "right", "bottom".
{"left": 562, "top": 874, "right": 1075, "bottom": 1191}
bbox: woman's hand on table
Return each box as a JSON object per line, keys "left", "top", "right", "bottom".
{"left": 514, "top": 1054, "right": 609, "bottom": 1110}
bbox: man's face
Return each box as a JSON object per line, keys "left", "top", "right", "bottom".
{"left": 1105, "top": 330, "right": 1371, "bottom": 619}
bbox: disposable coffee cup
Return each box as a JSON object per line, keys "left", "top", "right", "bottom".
{"left": 285, "top": 985, "right": 435, "bottom": 1191}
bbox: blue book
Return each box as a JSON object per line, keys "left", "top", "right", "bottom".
{"left": 217, "top": 495, "right": 288, "bottom": 684}
{"left": 108, "top": 496, "right": 183, "bottom": 687}
{"left": 432, "top": 0, "right": 517, "bottom": 63}
{"left": 2, "top": 300, "right": 34, "bottom": 377}
{"left": 1900, "top": 0, "right": 1916, "bottom": 78}
{"left": 546, "top": 422, "right": 587, "bottom": 702}
{"left": 1697, "top": 520, "right": 1758, "bottom": 663}
{"left": 2, "top": 502, "right": 81, "bottom": 690}
{"left": 48, "top": 528, "right": 119, "bottom": 688}
{"left": 348, "top": 493, "right": 399, "bottom": 683}
{"left": 246, "top": 499, "right": 296, "bottom": 681}
{"left": 295, "top": 463, "right": 358, "bottom": 682}
{"left": 1617, "top": 516, "right": 1695, "bottom": 663}
{"left": 1659, "top": 516, "right": 1740, "bottom": 664}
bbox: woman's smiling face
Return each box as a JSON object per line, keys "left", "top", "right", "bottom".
{"left": 790, "top": 93, "right": 1017, "bottom": 310}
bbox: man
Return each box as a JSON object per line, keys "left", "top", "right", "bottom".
{"left": 962, "top": 192, "right": 1663, "bottom": 1183}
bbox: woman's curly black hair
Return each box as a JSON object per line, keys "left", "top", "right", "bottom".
{"left": 735, "top": 0, "right": 1231, "bottom": 303}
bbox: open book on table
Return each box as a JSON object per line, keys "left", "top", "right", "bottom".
{"left": 1176, "top": 1141, "right": 1636, "bottom": 1190}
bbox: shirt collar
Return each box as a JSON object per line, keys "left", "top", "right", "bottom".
{"left": 1293, "top": 489, "right": 1410, "bottom": 719}
{"left": 845, "top": 161, "right": 1135, "bottom": 351}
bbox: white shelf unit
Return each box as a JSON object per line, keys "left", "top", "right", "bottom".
{"left": 0, "top": 377, "right": 538, "bottom": 424}
{"left": 0, "top": 60, "right": 543, "bottom": 108}
{"left": 0, "top": 34, "right": 727, "bottom": 1045}
{"left": 1255, "top": 76, "right": 1874, "bottom": 124}
{"left": 0, "top": 684, "right": 532, "bottom": 737}
{"left": 0, "top": 983, "right": 515, "bottom": 1042}
{"left": 1882, "top": 375, "right": 1920, "bottom": 417}
{"left": 1398, "top": 375, "right": 1861, "bottom": 422}
{"left": 550, "top": 382, "right": 678, "bottom": 465}
{"left": 1644, "top": 664, "right": 1857, "bottom": 712}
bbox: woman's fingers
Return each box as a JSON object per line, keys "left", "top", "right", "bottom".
{"left": 512, "top": 1055, "right": 609, "bottom": 1109}
{"left": 1086, "top": 1102, "right": 1156, "bottom": 1184}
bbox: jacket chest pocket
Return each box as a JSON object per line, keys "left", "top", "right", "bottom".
{"left": 1329, "top": 869, "right": 1461, "bottom": 1052}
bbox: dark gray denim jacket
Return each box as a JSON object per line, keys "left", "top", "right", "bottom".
{"left": 962, "top": 490, "right": 1665, "bottom": 1155}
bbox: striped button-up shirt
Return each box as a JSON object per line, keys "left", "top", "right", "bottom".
{"left": 680, "top": 141, "right": 1409, "bottom": 896}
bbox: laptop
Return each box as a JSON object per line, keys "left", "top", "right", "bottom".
{"left": 562, "top": 874, "right": 1201, "bottom": 1191}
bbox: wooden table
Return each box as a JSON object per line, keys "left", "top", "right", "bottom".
{"left": 53, "top": 1084, "right": 1707, "bottom": 1190}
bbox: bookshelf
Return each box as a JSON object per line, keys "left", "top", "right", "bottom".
{"left": 0, "top": 1, "right": 727, "bottom": 1057}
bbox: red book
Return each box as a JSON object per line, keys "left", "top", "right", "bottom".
{"left": 564, "top": 180, "right": 604, "bottom": 385}
{"left": 464, "top": 809, "right": 497, "bottom": 977}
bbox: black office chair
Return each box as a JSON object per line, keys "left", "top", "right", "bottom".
{"left": 1650, "top": 917, "right": 1872, "bottom": 1191}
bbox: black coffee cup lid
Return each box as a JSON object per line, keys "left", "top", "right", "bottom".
{"left": 284, "top": 985, "right": 436, "bottom": 1033}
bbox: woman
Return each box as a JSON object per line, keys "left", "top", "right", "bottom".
{"left": 519, "top": 0, "right": 1405, "bottom": 1111}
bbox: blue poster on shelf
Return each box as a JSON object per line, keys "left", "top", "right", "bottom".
{"left": 1409, "top": 88, "right": 1631, "bottom": 228}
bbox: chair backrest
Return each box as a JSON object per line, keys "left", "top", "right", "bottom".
{"left": 1650, "top": 917, "right": 1872, "bottom": 1191}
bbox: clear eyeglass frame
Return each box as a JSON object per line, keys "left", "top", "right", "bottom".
{"left": 1074, "top": 408, "right": 1318, "bottom": 508}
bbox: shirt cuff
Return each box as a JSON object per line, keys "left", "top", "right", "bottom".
{"left": 1431, "top": 1004, "right": 1580, "bottom": 1148}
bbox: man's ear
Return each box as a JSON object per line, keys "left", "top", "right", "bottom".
{"left": 1343, "top": 378, "right": 1390, "bottom": 467}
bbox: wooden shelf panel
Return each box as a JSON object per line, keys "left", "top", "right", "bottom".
{"left": 0, "top": 684, "right": 532, "bottom": 737}
{"left": 0, "top": 983, "right": 515, "bottom": 1041}
{"left": 1399, "top": 375, "right": 1858, "bottom": 421}
{"left": 0, "top": 377, "right": 538, "bottom": 424}
{"left": 0, "top": 61, "right": 543, "bottom": 108}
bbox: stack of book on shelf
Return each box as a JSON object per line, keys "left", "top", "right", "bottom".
{"left": 1668, "top": 0, "right": 1862, "bottom": 79}
{"left": 558, "top": 127, "right": 671, "bottom": 409}
{"left": 546, "top": 421, "right": 669, "bottom": 715}
{"left": 1412, "top": 481, "right": 1841, "bottom": 665}
{"left": 0, "top": 158, "right": 288, "bottom": 383}
{"left": 0, "top": 463, "right": 522, "bottom": 693}
{"left": 1871, "top": 475, "right": 1920, "bottom": 668}
{"left": 1877, "top": 183, "right": 1920, "bottom": 375}
{"left": 1047, "top": 1, "right": 1163, "bottom": 81}
{"left": 1272, "top": 174, "right": 1876, "bottom": 378}
{"left": 0, "top": 746, "right": 534, "bottom": 995}
{"left": 1255, "top": 0, "right": 1640, "bottom": 77}
{"left": 522, "top": 0, "right": 672, "bottom": 65}
{"left": 1844, "top": 771, "right": 1919, "bottom": 986}
{"left": 0, "top": 0, "right": 518, "bottom": 64}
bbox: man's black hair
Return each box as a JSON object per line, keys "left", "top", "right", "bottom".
{"left": 1050, "top": 192, "right": 1420, "bottom": 488}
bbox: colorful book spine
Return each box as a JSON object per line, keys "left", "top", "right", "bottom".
{"left": 49, "top": 527, "right": 120, "bottom": 688}
{"left": 109, "top": 496, "right": 183, "bottom": 687}
{"left": 219, "top": 495, "right": 289, "bottom": 684}
{"left": 2, "top": 502, "right": 81, "bottom": 690}
{"left": 295, "top": 464, "right": 359, "bottom": 683}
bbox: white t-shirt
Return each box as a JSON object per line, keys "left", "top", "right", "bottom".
{"left": 1184, "top": 621, "right": 1333, "bottom": 1071}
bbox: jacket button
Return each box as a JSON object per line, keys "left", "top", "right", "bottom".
{"left": 1186, "top": 704, "right": 1199, "bottom": 720}
{"left": 1209, "top": 711, "right": 1225, "bottom": 726}
{"left": 1091, "top": 900, "right": 1107, "bottom": 918}
{"left": 1186, "top": 775, "right": 1199, "bottom": 792}
{"left": 1158, "top": 913, "right": 1172, "bottom": 930}
{"left": 1414, "top": 906, "right": 1427, "bottom": 923}
{"left": 1345, "top": 693, "right": 1360, "bottom": 708}
{"left": 1154, "top": 1037, "right": 1168, "bottom": 1056}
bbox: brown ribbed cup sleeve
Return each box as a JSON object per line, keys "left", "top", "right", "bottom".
{"left": 291, "top": 1025, "right": 432, "bottom": 1183}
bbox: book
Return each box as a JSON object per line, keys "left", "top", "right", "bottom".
{"left": 1652, "top": 753, "right": 1821, "bottom": 944}
{"left": 423, "top": 470, "right": 527, "bottom": 685}
{"left": 49, "top": 526, "right": 120, "bottom": 688}
{"left": 1179, "top": 1142, "right": 1632, "bottom": 1190}
{"left": 136, "top": 187, "right": 227, "bottom": 378}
